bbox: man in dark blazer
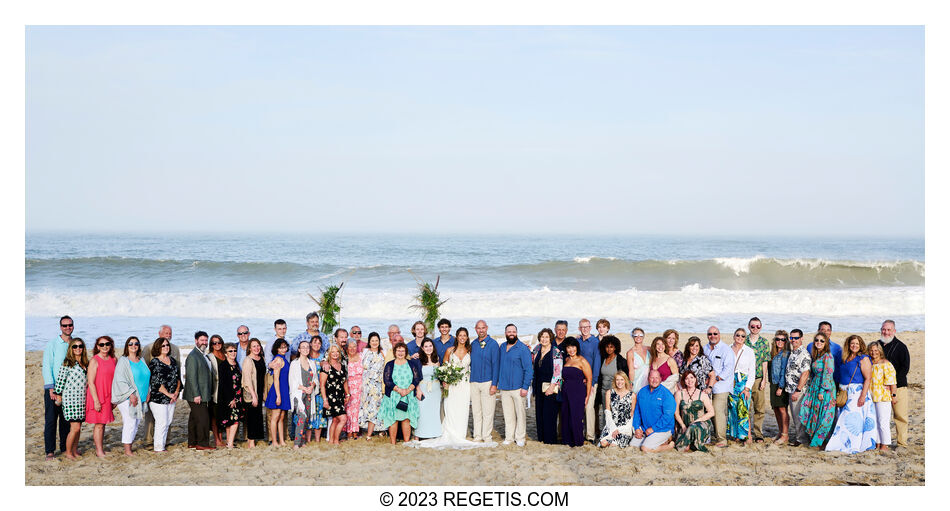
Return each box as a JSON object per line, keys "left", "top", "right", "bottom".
{"left": 184, "top": 331, "right": 215, "bottom": 450}
{"left": 880, "top": 319, "right": 911, "bottom": 448}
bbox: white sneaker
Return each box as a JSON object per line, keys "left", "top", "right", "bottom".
{"left": 516, "top": 440, "right": 525, "bottom": 447}
{"left": 502, "top": 440, "right": 513, "bottom": 445}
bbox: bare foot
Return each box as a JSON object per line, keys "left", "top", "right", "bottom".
{"left": 96, "top": 451, "right": 106, "bottom": 458}
{"left": 65, "top": 453, "right": 77, "bottom": 460}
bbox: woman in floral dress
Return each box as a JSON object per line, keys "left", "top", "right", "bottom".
{"left": 359, "top": 332, "right": 386, "bottom": 439}
{"left": 674, "top": 370, "right": 715, "bottom": 452}
{"left": 307, "top": 337, "right": 326, "bottom": 442}
{"left": 799, "top": 334, "right": 837, "bottom": 449}
{"left": 599, "top": 372, "right": 634, "bottom": 448}
{"left": 344, "top": 339, "right": 364, "bottom": 439}
{"left": 216, "top": 343, "right": 244, "bottom": 448}
{"left": 54, "top": 338, "right": 89, "bottom": 459}
{"left": 321, "top": 344, "right": 349, "bottom": 445}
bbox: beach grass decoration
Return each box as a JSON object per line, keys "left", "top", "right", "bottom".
{"left": 409, "top": 273, "right": 448, "bottom": 333}
{"left": 308, "top": 282, "right": 344, "bottom": 335}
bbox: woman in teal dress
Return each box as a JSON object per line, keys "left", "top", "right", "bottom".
{"left": 674, "top": 370, "right": 715, "bottom": 452}
{"left": 379, "top": 342, "right": 422, "bottom": 444}
{"left": 799, "top": 334, "right": 837, "bottom": 449}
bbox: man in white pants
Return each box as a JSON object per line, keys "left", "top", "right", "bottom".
{"left": 629, "top": 370, "right": 676, "bottom": 452}
{"left": 497, "top": 324, "right": 533, "bottom": 446}
{"left": 469, "top": 320, "right": 499, "bottom": 443}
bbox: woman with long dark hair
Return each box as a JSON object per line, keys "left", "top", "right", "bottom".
{"left": 86, "top": 335, "right": 117, "bottom": 458}
{"left": 54, "top": 338, "right": 88, "bottom": 459}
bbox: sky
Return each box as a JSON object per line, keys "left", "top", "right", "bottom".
{"left": 25, "top": 26, "right": 924, "bottom": 237}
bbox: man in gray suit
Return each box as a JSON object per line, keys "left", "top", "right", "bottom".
{"left": 184, "top": 331, "right": 215, "bottom": 450}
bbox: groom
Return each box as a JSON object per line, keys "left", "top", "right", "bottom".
{"left": 497, "top": 324, "right": 533, "bottom": 446}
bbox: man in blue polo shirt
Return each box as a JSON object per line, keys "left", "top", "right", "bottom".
{"left": 497, "top": 324, "right": 533, "bottom": 446}
{"left": 469, "top": 320, "right": 499, "bottom": 443}
{"left": 630, "top": 369, "right": 676, "bottom": 452}
{"left": 577, "top": 318, "right": 602, "bottom": 442}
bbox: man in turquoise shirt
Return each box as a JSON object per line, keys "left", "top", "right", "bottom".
{"left": 42, "top": 315, "right": 73, "bottom": 459}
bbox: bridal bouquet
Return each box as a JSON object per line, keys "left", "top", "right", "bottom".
{"left": 433, "top": 360, "right": 469, "bottom": 398}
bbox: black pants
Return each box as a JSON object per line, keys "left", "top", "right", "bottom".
{"left": 535, "top": 391, "right": 561, "bottom": 444}
{"left": 44, "top": 389, "right": 69, "bottom": 455}
{"left": 187, "top": 401, "right": 211, "bottom": 447}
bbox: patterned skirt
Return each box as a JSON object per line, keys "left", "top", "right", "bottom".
{"left": 727, "top": 373, "right": 751, "bottom": 440}
{"left": 824, "top": 384, "right": 879, "bottom": 453}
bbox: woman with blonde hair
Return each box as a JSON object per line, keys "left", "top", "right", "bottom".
{"left": 625, "top": 328, "right": 651, "bottom": 392}
{"left": 599, "top": 372, "right": 635, "bottom": 448}
{"left": 54, "top": 338, "right": 88, "bottom": 459}
{"left": 867, "top": 341, "right": 897, "bottom": 450}
{"left": 825, "top": 334, "right": 878, "bottom": 453}
{"left": 321, "top": 343, "right": 350, "bottom": 445}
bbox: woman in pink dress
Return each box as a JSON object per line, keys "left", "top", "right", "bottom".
{"left": 345, "top": 338, "right": 364, "bottom": 439}
{"left": 86, "top": 335, "right": 117, "bottom": 458}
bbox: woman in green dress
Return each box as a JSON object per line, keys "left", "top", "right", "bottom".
{"left": 379, "top": 342, "right": 422, "bottom": 444}
{"left": 674, "top": 370, "right": 715, "bottom": 452}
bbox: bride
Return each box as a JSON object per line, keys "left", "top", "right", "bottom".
{"left": 411, "top": 327, "right": 495, "bottom": 449}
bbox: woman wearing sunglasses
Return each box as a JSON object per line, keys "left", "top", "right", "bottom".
{"left": 147, "top": 337, "right": 181, "bottom": 452}
{"left": 85, "top": 335, "right": 117, "bottom": 458}
{"left": 54, "top": 338, "right": 89, "bottom": 459}
{"left": 112, "top": 336, "right": 150, "bottom": 456}
{"left": 799, "top": 333, "right": 836, "bottom": 449}
{"left": 216, "top": 343, "right": 245, "bottom": 449}
{"left": 206, "top": 335, "right": 226, "bottom": 446}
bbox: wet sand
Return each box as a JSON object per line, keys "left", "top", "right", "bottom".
{"left": 24, "top": 331, "right": 924, "bottom": 485}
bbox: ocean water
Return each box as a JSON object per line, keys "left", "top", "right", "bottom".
{"left": 24, "top": 232, "right": 925, "bottom": 350}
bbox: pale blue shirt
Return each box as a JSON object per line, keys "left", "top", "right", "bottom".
{"left": 704, "top": 341, "right": 735, "bottom": 394}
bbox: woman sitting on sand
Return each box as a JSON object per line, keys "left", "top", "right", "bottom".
{"left": 599, "top": 372, "right": 635, "bottom": 448}
{"left": 379, "top": 342, "right": 422, "bottom": 445}
{"left": 768, "top": 331, "right": 791, "bottom": 444}
{"left": 216, "top": 343, "right": 245, "bottom": 449}
{"left": 674, "top": 370, "right": 714, "bottom": 452}
{"left": 86, "top": 335, "right": 117, "bottom": 458}
{"left": 54, "top": 337, "right": 88, "bottom": 460}
{"left": 626, "top": 328, "right": 651, "bottom": 392}
{"left": 867, "top": 341, "right": 897, "bottom": 451}
{"left": 825, "top": 335, "right": 878, "bottom": 454}
{"left": 799, "top": 334, "right": 836, "bottom": 449}
{"left": 649, "top": 337, "right": 679, "bottom": 393}
{"left": 265, "top": 339, "right": 291, "bottom": 446}
{"left": 112, "top": 336, "right": 150, "bottom": 456}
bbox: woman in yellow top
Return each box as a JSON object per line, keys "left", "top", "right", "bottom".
{"left": 868, "top": 341, "right": 897, "bottom": 450}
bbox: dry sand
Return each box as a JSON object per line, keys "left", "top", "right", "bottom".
{"left": 24, "top": 331, "right": 924, "bottom": 486}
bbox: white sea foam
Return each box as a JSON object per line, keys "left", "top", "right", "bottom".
{"left": 25, "top": 286, "right": 925, "bottom": 320}
{"left": 713, "top": 255, "right": 767, "bottom": 275}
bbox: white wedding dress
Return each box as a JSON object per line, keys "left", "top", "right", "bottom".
{"left": 409, "top": 352, "right": 496, "bottom": 449}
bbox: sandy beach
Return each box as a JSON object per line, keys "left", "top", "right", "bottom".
{"left": 24, "top": 331, "right": 925, "bottom": 486}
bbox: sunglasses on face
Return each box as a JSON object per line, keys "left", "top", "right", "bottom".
{"left": 212, "top": 341, "right": 222, "bottom": 345}
{"left": 789, "top": 336, "right": 801, "bottom": 341}
{"left": 735, "top": 334, "right": 746, "bottom": 338}
{"left": 129, "top": 342, "right": 140, "bottom": 346}
{"left": 97, "top": 343, "right": 111, "bottom": 347}
{"left": 775, "top": 338, "right": 787, "bottom": 342}
{"left": 351, "top": 331, "right": 361, "bottom": 335}
{"left": 226, "top": 349, "right": 237, "bottom": 353}
{"left": 750, "top": 325, "right": 761, "bottom": 329}
{"left": 161, "top": 344, "right": 170, "bottom": 348}
{"left": 61, "top": 324, "right": 74, "bottom": 328}
{"left": 238, "top": 331, "right": 249, "bottom": 335}
{"left": 707, "top": 333, "right": 719, "bottom": 337}
{"left": 71, "top": 345, "right": 83, "bottom": 349}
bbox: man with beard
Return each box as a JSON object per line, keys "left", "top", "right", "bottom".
{"left": 880, "top": 319, "right": 910, "bottom": 448}
{"left": 497, "top": 324, "right": 533, "bottom": 446}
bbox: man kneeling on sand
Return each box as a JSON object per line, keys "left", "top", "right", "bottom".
{"left": 630, "top": 370, "right": 676, "bottom": 452}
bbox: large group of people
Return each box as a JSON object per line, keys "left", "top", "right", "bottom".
{"left": 40, "top": 313, "right": 911, "bottom": 459}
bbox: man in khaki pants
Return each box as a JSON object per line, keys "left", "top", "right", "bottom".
{"left": 469, "top": 320, "right": 499, "bottom": 443}
{"left": 497, "top": 324, "right": 533, "bottom": 446}
{"left": 576, "top": 319, "right": 602, "bottom": 443}
{"left": 702, "top": 326, "right": 735, "bottom": 447}
{"left": 746, "top": 317, "right": 770, "bottom": 442}
{"left": 880, "top": 320, "right": 910, "bottom": 448}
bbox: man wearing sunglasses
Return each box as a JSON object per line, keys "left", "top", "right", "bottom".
{"left": 747, "top": 317, "right": 771, "bottom": 442}
{"left": 234, "top": 325, "right": 251, "bottom": 367}
{"left": 42, "top": 315, "right": 74, "bottom": 459}
{"left": 703, "top": 325, "right": 735, "bottom": 447}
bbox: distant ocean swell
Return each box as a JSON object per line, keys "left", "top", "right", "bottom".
{"left": 25, "top": 286, "right": 924, "bottom": 320}
{"left": 25, "top": 256, "right": 925, "bottom": 290}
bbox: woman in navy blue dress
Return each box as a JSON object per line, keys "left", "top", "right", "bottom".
{"left": 531, "top": 328, "right": 562, "bottom": 444}
{"left": 560, "top": 337, "right": 592, "bottom": 447}
{"left": 265, "top": 339, "right": 291, "bottom": 446}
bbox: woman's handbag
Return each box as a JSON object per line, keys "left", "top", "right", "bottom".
{"left": 836, "top": 361, "right": 860, "bottom": 407}
{"left": 395, "top": 394, "right": 409, "bottom": 412}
